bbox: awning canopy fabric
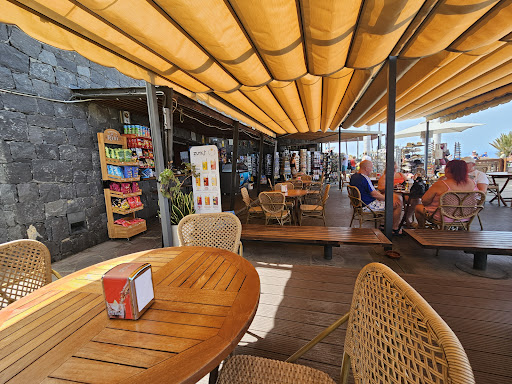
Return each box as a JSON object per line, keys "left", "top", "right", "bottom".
{"left": 281, "top": 130, "right": 380, "bottom": 144}
{"left": 1, "top": 1, "right": 511, "bottom": 136}
{"left": 395, "top": 121, "right": 483, "bottom": 139}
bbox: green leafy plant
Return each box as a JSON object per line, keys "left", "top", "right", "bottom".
{"left": 490, "top": 132, "right": 512, "bottom": 158}
{"left": 158, "top": 164, "right": 199, "bottom": 225}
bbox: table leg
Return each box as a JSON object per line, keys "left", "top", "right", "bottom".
{"left": 324, "top": 245, "right": 333, "bottom": 260}
{"left": 455, "top": 252, "right": 507, "bottom": 279}
{"left": 490, "top": 176, "right": 509, "bottom": 206}
{"left": 398, "top": 194, "right": 412, "bottom": 230}
{"left": 473, "top": 252, "right": 487, "bottom": 270}
{"left": 209, "top": 365, "right": 219, "bottom": 384}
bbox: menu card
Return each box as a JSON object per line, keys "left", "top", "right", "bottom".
{"left": 190, "top": 145, "right": 222, "bottom": 213}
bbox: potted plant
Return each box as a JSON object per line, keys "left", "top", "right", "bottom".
{"left": 158, "top": 164, "right": 198, "bottom": 245}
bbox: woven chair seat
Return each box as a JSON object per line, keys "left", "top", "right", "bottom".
{"left": 217, "top": 355, "right": 336, "bottom": 384}
{"left": 249, "top": 206, "right": 263, "bottom": 213}
{"left": 265, "top": 211, "right": 290, "bottom": 219}
{"left": 300, "top": 205, "right": 323, "bottom": 211}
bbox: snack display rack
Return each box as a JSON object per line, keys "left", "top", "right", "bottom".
{"left": 123, "top": 125, "right": 155, "bottom": 179}
{"left": 98, "top": 129, "right": 146, "bottom": 239}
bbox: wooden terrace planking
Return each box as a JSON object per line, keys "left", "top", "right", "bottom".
{"left": 234, "top": 262, "right": 512, "bottom": 384}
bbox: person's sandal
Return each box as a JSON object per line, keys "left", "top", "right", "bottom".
{"left": 392, "top": 229, "right": 403, "bottom": 236}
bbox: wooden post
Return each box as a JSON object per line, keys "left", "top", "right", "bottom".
{"left": 425, "top": 120, "right": 430, "bottom": 176}
{"left": 146, "top": 82, "right": 172, "bottom": 247}
{"left": 385, "top": 56, "right": 397, "bottom": 240}
{"left": 257, "top": 132, "right": 264, "bottom": 194}
{"left": 338, "top": 129, "right": 342, "bottom": 190}
{"left": 230, "top": 121, "right": 240, "bottom": 210}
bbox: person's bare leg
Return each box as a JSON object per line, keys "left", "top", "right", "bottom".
{"left": 415, "top": 204, "right": 426, "bottom": 228}
{"left": 406, "top": 198, "right": 420, "bottom": 225}
{"left": 392, "top": 194, "right": 402, "bottom": 230}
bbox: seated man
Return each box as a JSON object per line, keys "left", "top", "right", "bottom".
{"left": 349, "top": 160, "right": 403, "bottom": 234}
{"left": 462, "top": 157, "right": 488, "bottom": 193}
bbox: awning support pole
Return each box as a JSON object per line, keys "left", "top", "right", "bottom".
{"left": 425, "top": 120, "right": 430, "bottom": 176}
{"left": 230, "top": 121, "right": 240, "bottom": 210}
{"left": 257, "top": 132, "right": 264, "bottom": 195}
{"left": 146, "top": 82, "right": 172, "bottom": 247}
{"left": 162, "top": 87, "right": 174, "bottom": 168}
{"left": 385, "top": 56, "right": 397, "bottom": 241}
{"left": 338, "top": 129, "right": 342, "bottom": 190}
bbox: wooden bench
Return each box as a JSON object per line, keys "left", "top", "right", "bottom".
{"left": 404, "top": 229, "right": 512, "bottom": 279}
{"left": 241, "top": 224, "right": 391, "bottom": 260}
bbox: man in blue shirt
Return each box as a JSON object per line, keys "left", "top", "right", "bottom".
{"left": 349, "top": 160, "right": 403, "bottom": 233}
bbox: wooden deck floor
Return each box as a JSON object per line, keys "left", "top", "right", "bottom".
{"left": 231, "top": 262, "right": 512, "bottom": 384}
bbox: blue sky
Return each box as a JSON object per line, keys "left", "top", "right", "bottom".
{"left": 331, "top": 101, "right": 512, "bottom": 158}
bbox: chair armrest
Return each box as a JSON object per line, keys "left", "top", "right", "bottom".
{"left": 238, "top": 242, "right": 243, "bottom": 257}
{"left": 286, "top": 312, "right": 350, "bottom": 363}
{"left": 52, "top": 269, "right": 63, "bottom": 279}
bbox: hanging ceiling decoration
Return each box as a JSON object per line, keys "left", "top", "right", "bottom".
{"left": 1, "top": 0, "right": 511, "bottom": 137}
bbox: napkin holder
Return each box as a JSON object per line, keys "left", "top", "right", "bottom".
{"left": 102, "top": 262, "right": 154, "bottom": 320}
{"left": 281, "top": 184, "right": 288, "bottom": 192}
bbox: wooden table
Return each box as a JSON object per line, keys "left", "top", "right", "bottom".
{"left": 404, "top": 229, "right": 512, "bottom": 279}
{"left": 242, "top": 224, "right": 391, "bottom": 260}
{"left": 487, "top": 172, "right": 512, "bottom": 206}
{"left": 284, "top": 189, "right": 309, "bottom": 224}
{"left": 0, "top": 247, "right": 260, "bottom": 383}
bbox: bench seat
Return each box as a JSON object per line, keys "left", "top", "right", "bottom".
{"left": 242, "top": 224, "right": 391, "bottom": 260}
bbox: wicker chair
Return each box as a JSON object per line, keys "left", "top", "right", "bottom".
{"left": 241, "top": 187, "right": 264, "bottom": 224}
{"left": 347, "top": 185, "right": 384, "bottom": 228}
{"left": 299, "top": 184, "right": 330, "bottom": 226}
{"left": 486, "top": 175, "right": 502, "bottom": 207}
{"left": 289, "top": 179, "right": 303, "bottom": 189}
{"left": 299, "top": 174, "right": 312, "bottom": 182}
{"left": 217, "top": 263, "right": 474, "bottom": 384}
{"left": 259, "top": 192, "right": 291, "bottom": 225}
{"left": 425, "top": 191, "right": 485, "bottom": 230}
{"left": 274, "top": 182, "right": 294, "bottom": 191}
{"left": 177, "top": 213, "right": 243, "bottom": 256}
{"left": 0, "top": 239, "right": 62, "bottom": 309}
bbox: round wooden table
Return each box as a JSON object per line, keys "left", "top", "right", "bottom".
{"left": 0, "top": 247, "right": 260, "bottom": 384}
{"left": 487, "top": 172, "right": 512, "bottom": 206}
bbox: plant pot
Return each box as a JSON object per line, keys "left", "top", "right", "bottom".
{"left": 171, "top": 225, "right": 180, "bottom": 247}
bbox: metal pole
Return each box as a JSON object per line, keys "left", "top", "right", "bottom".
{"left": 425, "top": 120, "right": 430, "bottom": 176}
{"left": 146, "top": 82, "right": 172, "bottom": 247}
{"left": 230, "top": 121, "right": 239, "bottom": 210}
{"left": 377, "top": 123, "right": 381, "bottom": 150}
{"left": 338, "top": 129, "right": 342, "bottom": 190}
{"left": 162, "top": 87, "right": 174, "bottom": 168}
{"left": 257, "top": 132, "right": 264, "bottom": 195}
{"left": 356, "top": 139, "right": 359, "bottom": 159}
{"left": 385, "top": 56, "right": 397, "bottom": 240}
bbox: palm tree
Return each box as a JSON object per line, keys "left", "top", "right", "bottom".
{"left": 490, "top": 132, "right": 512, "bottom": 158}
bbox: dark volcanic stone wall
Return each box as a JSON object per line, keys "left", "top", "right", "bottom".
{"left": 0, "top": 24, "right": 157, "bottom": 261}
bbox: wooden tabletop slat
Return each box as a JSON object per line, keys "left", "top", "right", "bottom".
{"left": 191, "top": 256, "right": 225, "bottom": 289}
{"left": 73, "top": 341, "right": 173, "bottom": 368}
{"left": 0, "top": 247, "right": 260, "bottom": 383}
{"left": 141, "top": 308, "right": 225, "bottom": 328}
{"left": 48, "top": 357, "right": 145, "bottom": 383}
{"left": 202, "top": 260, "right": 231, "bottom": 290}
{"left": 92, "top": 328, "right": 200, "bottom": 353}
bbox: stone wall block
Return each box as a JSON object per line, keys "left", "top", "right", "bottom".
{"left": 0, "top": 162, "right": 33, "bottom": 183}
{"left": 41, "top": 128, "right": 66, "bottom": 144}
{"left": 10, "top": 141, "right": 36, "bottom": 161}
{"left": 8, "top": 225, "right": 26, "bottom": 241}
{"left": 28, "top": 114, "right": 56, "bottom": 129}
{"left": 75, "top": 183, "right": 90, "bottom": 197}
{"left": 73, "top": 170, "right": 88, "bottom": 183}
{"left": 59, "top": 183, "right": 75, "bottom": 199}
{"left": 32, "top": 160, "right": 72, "bottom": 182}
{"left": 51, "top": 84, "right": 72, "bottom": 100}
{"left": 29, "top": 59, "right": 55, "bottom": 83}
{"left": 78, "top": 134, "right": 93, "bottom": 148}
{"left": 59, "top": 145, "right": 77, "bottom": 161}
{"left": 2, "top": 92, "right": 38, "bottom": 115}
{"left": 45, "top": 199, "right": 68, "bottom": 217}
{"left": 0, "top": 24, "right": 8, "bottom": 43}
{"left": 38, "top": 50, "right": 57, "bottom": 66}
{"left": 9, "top": 27, "right": 41, "bottom": 58}
{"left": 0, "top": 111, "right": 29, "bottom": 141}
{"left": 45, "top": 216, "right": 70, "bottom": 242}
{"left": 36, "top": 144, "right": 59, "bottom": 160}
{"left": 55, "top": 117, "right": 73, "bottom": 129}
{"left": 72, "top": 118, "right": 89, "bottom": 134}
{"left": 0, "top": 141, "right": 12, "bottom": 163}
{"left": 37, "top": 99, "right": 56, "bottom": 116}
{"left": 56, "top": 57, "right": 77, "bottom": 73}
{"left": 55, "top": 68, "right": 77, "bottom": 88}
{"left": 17, "top": 182, "right": 39, "bottom": 203}
{"left": 0, "top": 183, "right": 17, "bottom": 205}
{"left": 77, "top": 76, "right": 92, "bottom": 89}
{"left": 12, "top": 73, "right": 33, "bottom": 93}
{"left": 67, "top": 104, "right": 87, "bottom": 119}
{"left": 28, "top": 126, "right": 43, "bottom": 144}
{"left": 77, "top": 65, "right": 90, "bottom": 77}
{"left": 0, "top": 43, "right": 29, "bottom": 73}
{"left": 39, "top": 183, "right": 60, "bottom": 202}
{"left": 15, "top": 201, "right": 44, "bottom": 224}
{"left": 0, "top": 67, "right": 14, "bottom": 89}
{"left": 65, "top": 129, "right": 79, "bottom": 146}
{"left": 0, "top": 209, "right": 16, "bottom": 228}
{"left": 32, "top": 79, "right": 52, "bottom": 97}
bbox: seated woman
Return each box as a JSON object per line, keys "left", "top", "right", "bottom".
{"left": 415, "top": 160, "right": 478, "bottom": 228}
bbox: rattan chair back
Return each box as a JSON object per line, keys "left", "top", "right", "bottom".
{"left": 321, "top": 184, "right": 330, "bottom": 205}
{"left": 300, "top": 175, "right": 312, "bottom": 182}
{"left": 346, "top": 185, "right": 384, "bottom": 228}
{"left": 259, "top": 191, "right": 286, "bottom": 214}
{"left": 347, "top": 185, "right": 363, "bottom": 210}
{"left": 177, "top": 213, "right": 242, "bottom": 254}
{"left": 241, "top": 187, "right": 252, "bottom": 208}
{"left": 274, "top": 182, "right": 294, "bottom": 191}
{"left": 437, "top": 191, "right": 485, "bottom": 230}
{"left": 342, "top": 262, "right": 474, "bottom": 384}
{"left": 0, "top": 239, "right": 56, "bottom": 309}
